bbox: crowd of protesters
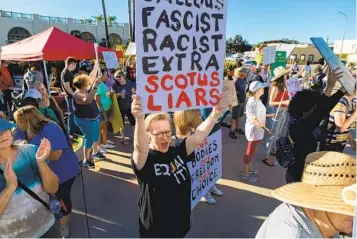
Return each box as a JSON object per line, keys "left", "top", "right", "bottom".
{"left": 0, "top": 51, "right": 356, "bottom": 239}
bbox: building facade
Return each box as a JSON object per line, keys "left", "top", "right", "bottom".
{"left": 0, "top": 10, "right": 129, "bottom": 48}
{"left": 334, "top": 39, "right": 357, "bottom": 63}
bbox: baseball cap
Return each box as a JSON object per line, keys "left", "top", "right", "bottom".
{"left": 237, "top": 67, "right": 249, "bottom": 74}
{"left": 24, "top": 89, "right": 42, "bottom": 100}
{"left": 249, "top": 81, "right": 269, "bottom": 93}
{"left": 0, "top": 118, "right": 15, "bottom": 132}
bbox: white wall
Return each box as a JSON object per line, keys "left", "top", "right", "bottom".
{"left": 0, "top": 12, "right": 129, "bottom": 48}
{"left": 334, "top": 40, "right": 357, "bottom": 54}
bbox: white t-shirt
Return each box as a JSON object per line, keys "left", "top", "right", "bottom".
{"left": 245, "top": 97, "right": 266, "bottom": 141}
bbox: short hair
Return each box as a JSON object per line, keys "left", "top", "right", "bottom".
{"left": 173, "top": 109, "right": 202, "bottom": 136}
{"left": 144, "top": 113, "right": 171, "bottom": 132}
{"left": 73, "top": 74, "right": 90, "bottom": 89}
{"left": 66, "top": 57, "right": 77, "bottom": 66}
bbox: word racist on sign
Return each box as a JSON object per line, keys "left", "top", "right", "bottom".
{"left": 136, "top": 0, "right": 228, "bottom": 113}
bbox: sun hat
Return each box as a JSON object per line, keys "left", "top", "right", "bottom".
{"left": 271, "top": 66, "right": 290, "bottom": 82}
{"left": 272, "top": 151, "right": 356, "bottom": 216}
{"left": 0, "top": 118, "right": 15, "bottom": 132}
{"left": 249, "top": 81, "right": 269, "bottom": 93}
{"left": 24, "top": 89, "right": 42, "bottom": 100}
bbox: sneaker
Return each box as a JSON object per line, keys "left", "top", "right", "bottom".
{"left": 101, "top": 143, "right": 115, "bottom": 149}
{"left": 93, "top": 152, "right": 106, "bottom": 160}
{"left": 200, "top": 192, "right": 216, "bottom": 204}
{"left": 229, "top": 131, "right": 237, "bottom": 139}
{"left": 99, "top": 147, "right": 108, "bottom": 154}
{"left": 220, "top": 122, "right": 231, "bottom": 128}
{"left": 60, "top": 224, "right": 70, "bottom": 238}
{"left": 81, "top": 160, "right": 95, "bottom": 169}
{"left": 210, "top": 186, "right": 223, "bottom": 196}
{"left": 249, "top": 168, "right": 260, "bottom": 174}
{"left": 107, "top": 140, "right": 115, "bottom": 145}
{"left": 235, "top": 129, "right": 245, "bottom": 135}
{"left": 240, "top": 173, "right": 258, "bottom": 183}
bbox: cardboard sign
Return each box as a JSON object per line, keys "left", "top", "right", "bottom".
{"left": 286, "top": 75, "right": 302, "bottom": 99}
{"left": 188, "top": 129, "right": 222, "bottom": 209}
{"left": 136, "top": 0, "right": 228, "bottom": 113}
{"left": 311, "top": 37, "right": 356, "bottom": 95}
{"left": 223, "top": 79, "right": 238, "bottom": 107}
{"left": 125, "top": 42, "right": 136, "bottom": 56}
{"left": 102, "top": 51, "right": 120, "bottom": 69}
{"left": 263, "top": 46, "right": 276, "bottom": 65}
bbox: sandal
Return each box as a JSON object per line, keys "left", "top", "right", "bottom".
{"left": 262, "top": 158, "right": 275, "bottom": 167}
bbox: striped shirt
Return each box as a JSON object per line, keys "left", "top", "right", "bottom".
{"left": 326, "top": 96, "right": 356, "bottom": 145}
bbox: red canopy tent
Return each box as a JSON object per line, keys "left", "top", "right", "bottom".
{"left": 0, "top": 26, "right": 123, "bottom": 61}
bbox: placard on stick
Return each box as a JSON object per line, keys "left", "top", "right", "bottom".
{"left": 102, "top": 51, "right": 120, "bottom": 69}
{"left": 286, "top": 75, "right": 302, "bottom": 99}
{"left": 263, "top": 46, "right": 276, "bottom": 65}
{"left": 136, "top": 0, "right": 228, "bottom": 113}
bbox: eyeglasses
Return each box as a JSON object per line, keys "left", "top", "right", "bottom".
{"left": 149, "top": 130, "right": 172, "bottom": 139}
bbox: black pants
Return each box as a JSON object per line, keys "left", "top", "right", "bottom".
{"left": 319, "top": 142, "right": 345, "bottom": 152}
{"left": 121, "top": 108, "right": 135, "bottom": 126}
{"left": 0, "top": 89, "right": 12, "bottom": 114}
{"left": 55, "top": 177, "right": 76, "bottom": 216}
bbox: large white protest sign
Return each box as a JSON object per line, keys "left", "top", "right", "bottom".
{"left": 136, "top": 0, "right": 228, "bottom": 113}
{"left": 263, "top": 46, "right": 276, "bottom": 65}
{"left": 125, "top": 42, "right": 136, "bottom": 56}
{"left": 102, "top": 51, "right": 120, "bottom": 69}
{"left": 188, "top": 129, "right": 222, "bottom": 209}
{"left": 286, "top": 75, "right": 302, "bottom": 99}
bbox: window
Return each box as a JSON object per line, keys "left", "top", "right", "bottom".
{"left": 109, "top": 33, "right": 123, "bottom": 46}
{"left": 7, "top": 27, "right": 31, "bottom": 44}
{"left": 308, "top": 54, "right": 314, "bottom": 62}
{"left": 81, "top": 32, "right": 96, "bottom": 43}
{"left": 300, "top": 54, "right": 306, "bottom": 62}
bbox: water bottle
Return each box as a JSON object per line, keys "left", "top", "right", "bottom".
{"left": 121, "top": 89, "right": 126, "bottom": 99}
{"left": 49, "top": 195, "right": 62, "bottom": 214}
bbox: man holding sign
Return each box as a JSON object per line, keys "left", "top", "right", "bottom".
{"left": 136, "top": 0, "right": 228, "bottom": 113}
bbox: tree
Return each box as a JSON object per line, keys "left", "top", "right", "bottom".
{"left": 256, "top": 38, "right": 300, "bottom": 47}
{"left": 226, "top": 35, "right": 252, "bottom": 53}
{"left": 107, "top": 16, "right": 117, "bottom": 27}
{"left": 92, "top": 14, "right": 104, "bottom": 23}
{"left": 70, "top": 30, "right": 82, "bottom": 39}
{"left": 82, "top": 18, "right": 94, "bottom": 25}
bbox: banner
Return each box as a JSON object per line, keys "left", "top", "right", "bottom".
{"left": 223, "top": 79, "right": 238, "bottom": 107}
{"left": 286, "top": 75, "right": 301, "bottom": 99}
{"left": 103, "top": 51, "right": 120, "bottom": 69}
{"left": 263, "top": 46, "right": 276, "bottom": 65}
{"left": 110, "top": 94, "right": 124, "bottom": 134}
{"left": 271, "top": 51, "right": 287, "bottom": 76}
{"left": 136, "top": 0, "right": 228, "bottom": 113}
{"left": 188, "top": 129, "right": 222, "bottom": 209}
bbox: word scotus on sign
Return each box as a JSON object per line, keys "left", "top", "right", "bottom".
{"left": 136, "top": 0, "right": 228, "bottom": 113}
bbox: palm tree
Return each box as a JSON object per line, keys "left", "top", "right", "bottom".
{"left": 132, "top": 0, "right": 135, "bottom": 42}
{"left": 107, "top": 16, "right": 117, "bottom": 27}
{"left": 128, "top": 0, "right": 133, "bottom": 42}
{"left": 92, "top": 14, "right": 104, "bottom": 24}
{"left": 82, "top": 18, "right": 94, "bottom": 25}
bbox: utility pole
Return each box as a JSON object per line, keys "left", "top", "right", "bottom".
{"left": 102, "top": 0, "right": 110, "bottom": 48}
{"left": 338, "top": 12, "right": 347, "bottom": 60}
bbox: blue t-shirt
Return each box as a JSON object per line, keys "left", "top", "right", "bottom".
{"left": 235, "top": 78, "right": 247, "bottom": 103}
{"left": 14, "top": 122, "right": 79, "bottom": 183}
{"left": 0, "top": 145, "right": 55, "bottom": 238}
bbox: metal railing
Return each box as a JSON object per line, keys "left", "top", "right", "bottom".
{"left": 39, "top": 15, "right": 67, "bottom": 24}
{"left": 0, "top": 10, "right": 33, "bottom": 20}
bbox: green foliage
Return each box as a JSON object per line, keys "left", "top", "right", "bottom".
{"left": 226, "top": 35, "right": 252, "bottom": 53}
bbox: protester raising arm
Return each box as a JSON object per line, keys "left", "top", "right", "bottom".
{"left": 74, "top": 74, "right": 100, "bottom": 105}
{"left": 0, "top": 160, "right": 17, "bottom": 216}
{"left": 36, "top": 139, "right": 59, "bottom": 194}
{"left": 131, "top": 95, "right": 149, "bottom": 171}
{"left": 186, "top": 95, "right": 228, "bottom": 155}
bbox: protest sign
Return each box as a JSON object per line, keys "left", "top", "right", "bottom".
{"left": 271, "top": 51, "right": 286, "bottom": 76}
{"left": 188, "top": 129, "right": 222, "bottom": 209}
{"left": 286, "top": 75, "right": 301, "bottom": 99}
{"left": 94, "top": 43, "right": 102, "bottom": 78}
{"left": 263, "top": 46, "right": 276, "bottom": 65}
{"left": 136, "top": 0, "right": 228, "bottom": 113}
{"left": 125, "top": 42, "right": 136, "bottom": 56}
{"left": 311, "top": 37, "right": 356, "bottom": 95}
{"left": 223, "top": 79, "right": 238, "bottom": 107}
{"left": 102, "top": 51, "right": 120, "bottom": 69}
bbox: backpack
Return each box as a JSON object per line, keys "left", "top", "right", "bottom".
{"left": 276, "top": 132, "right": 296, "bottom": 168}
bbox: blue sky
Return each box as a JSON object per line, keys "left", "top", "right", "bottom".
{"left": 1, "top": 0, "right": 356, "bottom": 44}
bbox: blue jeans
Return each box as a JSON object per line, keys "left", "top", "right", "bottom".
{"left": 265, "top": 108, "right": 288, "bottom": 156}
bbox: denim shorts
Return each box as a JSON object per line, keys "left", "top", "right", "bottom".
{"left": 74, "top": 116, "right": 99, "bottom": 148}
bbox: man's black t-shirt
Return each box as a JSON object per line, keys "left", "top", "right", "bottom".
{"left": 61, "top": 69, "right": 75, "bottom": 98}
{"left": 132, "top": 139, "right": 192, "bottom": 238}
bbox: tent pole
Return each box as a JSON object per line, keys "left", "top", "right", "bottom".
{"left": 42, "top": 61, "right": 50, "bottom": 94}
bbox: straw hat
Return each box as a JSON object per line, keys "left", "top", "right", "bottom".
{"left": 272, "top": 151, "right": 356, "bottom": 216}
{"left": 271, "top": 66, "right": 290, "bottom": 82}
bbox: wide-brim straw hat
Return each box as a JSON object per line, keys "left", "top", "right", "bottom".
{"left": 272, "top": 151, "right": 356, "bottom": 216}
{"left": 271, "top": 66, "right": 290, "bottom": 82}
